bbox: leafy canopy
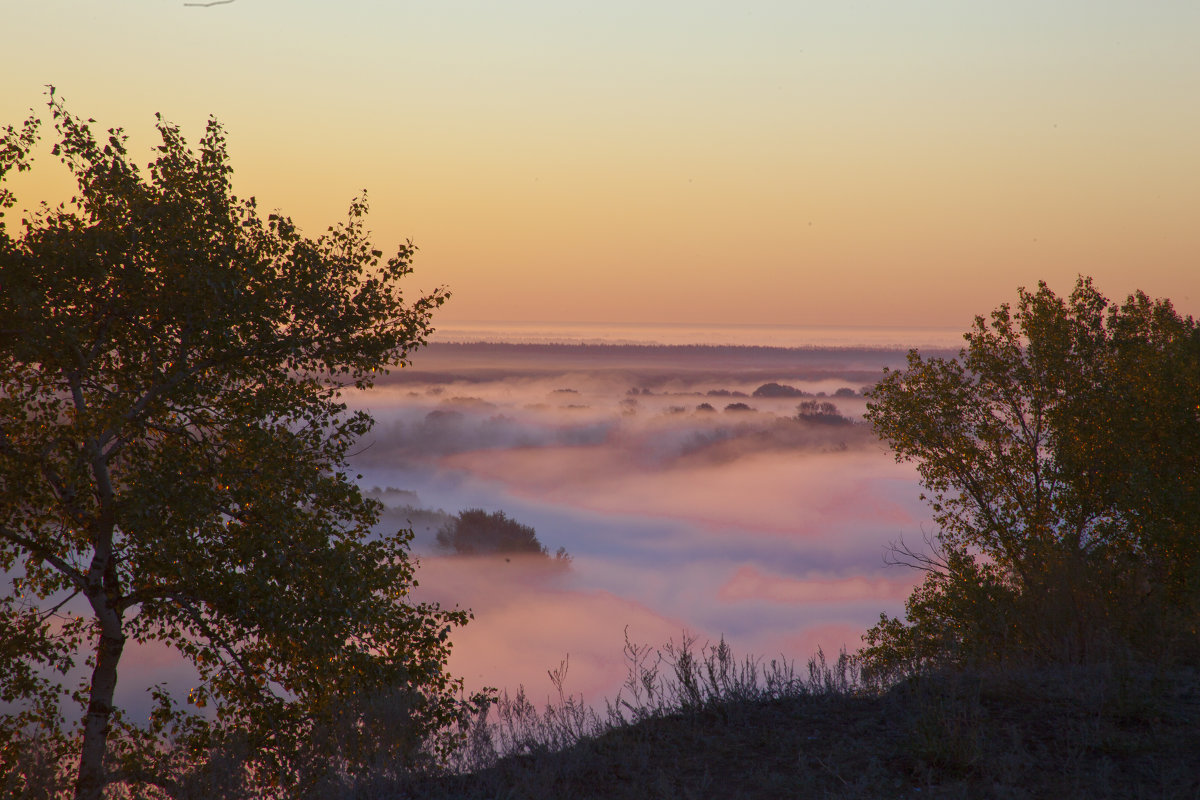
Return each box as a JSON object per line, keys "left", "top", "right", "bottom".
{"left": 0, "top": 91, "right": 486, "bottom": 799}
{"left": 859, "top": 277, "right": 1200, "bottom": 680}
{"left": 436, "top": 508, "right": 571, "bottom": 563}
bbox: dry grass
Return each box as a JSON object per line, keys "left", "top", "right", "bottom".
{"left": 328, "top": 635, "right": 1200, "bottom": 799}
{"left": 12, "top": 635, "right": 1197, "bottom": 798}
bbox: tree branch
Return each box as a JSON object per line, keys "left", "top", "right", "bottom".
{"left": 0, "top": 523, "right": 87, "bottom": 589}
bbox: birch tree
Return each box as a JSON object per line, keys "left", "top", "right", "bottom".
{"left": 0, "top": 92, "right": 486, "bottom": 799}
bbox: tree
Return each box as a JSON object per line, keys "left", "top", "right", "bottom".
{"left": 0, "top": 92, "right": 488, "bottom": 799}
{"left": 859, "top": 277, "right": 1200, "bottom": 681}
{"left": 795, "top": 400, "right": 849, "bottom": 425}
{"left": 436, "top": 509, "right": 570, "bottom": 563}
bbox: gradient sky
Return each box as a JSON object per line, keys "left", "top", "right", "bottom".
{"left": 4, "top": 1, "right": 1198, "bottom": 328}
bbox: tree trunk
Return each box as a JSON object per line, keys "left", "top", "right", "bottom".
{"left": 74, "top": 602, "right": 126, "bottom": 800}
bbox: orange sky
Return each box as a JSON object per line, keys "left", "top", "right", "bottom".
{"left": 4, "top": 1, "right": 1198, "bottom": 328}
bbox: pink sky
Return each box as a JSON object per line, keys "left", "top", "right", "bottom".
{"left": 4, "top": 2, "right": 1198, "bottom": 329}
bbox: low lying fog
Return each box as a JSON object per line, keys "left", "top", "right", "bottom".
{"left": 345, "top": 343, "right": 934, "bottom": 701}
{"left": 78, "top": 342, "right": 938, "bottom": 718}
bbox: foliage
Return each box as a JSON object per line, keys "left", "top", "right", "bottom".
{"left": 859, "top": 277, "right": 1200, "bottom": 681}
{"left": 0, "top": 91, "right": 489, "bottom": 799}
{"left": 436, "top": 509, "right": 570, "bottom": 562}
{"left": 795, "top": 400, "right": 850, "bottom": 425}
{"left": 751, "top": 382, "right": 805, "bottom": 398}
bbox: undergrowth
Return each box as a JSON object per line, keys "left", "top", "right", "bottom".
{"left": 332, "top": 632, "right": 1200, "bottom": 799}
{"left": 9, "top": 633, "right": 1198, "bottom": 798}
{"left": 444, "top": 628, "right": 860, "bottom": 776}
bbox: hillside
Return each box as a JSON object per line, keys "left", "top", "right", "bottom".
{"left": 388, "top": 664, "right": 1200, "bottom": 800}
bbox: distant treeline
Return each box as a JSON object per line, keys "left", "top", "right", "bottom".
{"left": 375, "top": 341, "right": 945, "bottom": 386}
{"left": 423, "top": 341, "right": 923, "bottom": 358}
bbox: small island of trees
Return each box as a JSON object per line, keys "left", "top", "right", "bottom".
{"left": 436, "top": 509, "right": 571, "bottom": 563}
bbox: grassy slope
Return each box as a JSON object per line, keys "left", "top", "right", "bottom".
{"left": 408, "top": 666, "right": 1200, "bottom": 800}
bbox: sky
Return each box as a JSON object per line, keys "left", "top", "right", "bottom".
{"left": 3, "top": 1, "right": 1198, "bottom": 330}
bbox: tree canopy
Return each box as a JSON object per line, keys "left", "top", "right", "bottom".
{"left": 859, "top": 277, "right": 1200, "bottom": 681}
{"left": 436, "top": 509, "right": 570, "bottom": 563}
{"left": 0, "top": 92, "right": 486, "bottom": 799}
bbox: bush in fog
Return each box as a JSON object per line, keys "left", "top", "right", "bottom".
{"left": 752, "top": 382, "right": 807, "bottom": 398}
{"left": 795, "top": 400, "right": 850, "bottom": 425}
{"left": 437, "top": 509, "right": 570, "bottom": 563}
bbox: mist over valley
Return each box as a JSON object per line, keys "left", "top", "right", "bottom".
{"left": 345, "top": 340, "right": 939, "bottom": 700}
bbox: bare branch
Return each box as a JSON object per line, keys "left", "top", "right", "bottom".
{"left": 884, "top": 529, "right": 951, "bottom": 574}
{"left": 37, "top": 588, "right": 82, "bottom": 622}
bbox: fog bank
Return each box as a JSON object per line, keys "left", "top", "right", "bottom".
{"left": 349, "top": 342, "right": 932, "bottom": 701}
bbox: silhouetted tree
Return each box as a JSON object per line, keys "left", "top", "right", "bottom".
{"left": 0, "top": 93, "right": 487, "bottom": 799}
{"left": 752, "top": 382, "right": 806, "bottom": 398}
{"left": 795, "top": 400, "right": 849, "bottom": 424}
{"left": 859, "top": 278, "right": 1200, "bottom": 681}
{"left": 437, "top": 509, "right": 569, "bottom": 563}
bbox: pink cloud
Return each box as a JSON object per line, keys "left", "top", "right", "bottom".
{"left": 717, "top": 565, "right": 917, "bottom": 605}
{"left": 441, "top": 447, "right": 922, "bottom": 537}
{"left": 775, "top": 623, "right": 873, "bottom": 661}
{"left": 411, "top": 555, "right": 689, "bottom": 700}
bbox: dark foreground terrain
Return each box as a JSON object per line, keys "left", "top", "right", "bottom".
{"left": 400, "top": 665, "right": 1199, "bottom": 800}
